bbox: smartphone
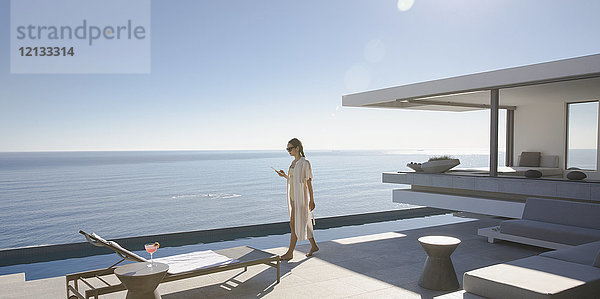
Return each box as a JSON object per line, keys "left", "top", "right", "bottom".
{"left": 270, "top": 166, "right": 280, "bottom": 173}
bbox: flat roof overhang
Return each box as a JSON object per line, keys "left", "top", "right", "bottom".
{"left": 342, "top": 54, "right": 600, "bottom": 111}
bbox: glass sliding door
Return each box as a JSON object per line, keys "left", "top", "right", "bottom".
{"left": 566, "top": 101, "right": 598, "bottom": 170}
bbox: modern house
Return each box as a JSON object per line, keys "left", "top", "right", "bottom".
{"left": 343, "top": 54, "right": 600, "bottom": 218}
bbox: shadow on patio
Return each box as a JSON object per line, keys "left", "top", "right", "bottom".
{"left": 160, "top": 215, "right": 546, "bottom": 298}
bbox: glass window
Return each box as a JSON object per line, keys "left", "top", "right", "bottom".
{"left": 567, "top": 101, "right": 598, "bottom": 170}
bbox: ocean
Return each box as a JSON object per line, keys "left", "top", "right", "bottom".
{"left": 0, "top": 150, "right": 495, "bottom": 250}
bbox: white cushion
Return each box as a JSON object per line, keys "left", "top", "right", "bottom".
{"left": 517, "top": 155, "right": 559, "bottom": 168}
{"left": 154, "top": 250, "right": 237, "bottom": 274}
{"left": 464, "top": 256, "right": 600, "bottom": 298}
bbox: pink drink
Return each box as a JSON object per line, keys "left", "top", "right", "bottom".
{"left": 145, "top": 244, "right": 158, "bottom": 254}
{"left": 144, "top": 243, "right": 159, "bottom": 267}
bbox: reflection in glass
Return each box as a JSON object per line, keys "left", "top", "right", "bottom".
{"left": 567, "top": 101, "right": 598, "bottom": 170}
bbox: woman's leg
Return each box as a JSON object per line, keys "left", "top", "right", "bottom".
{"left": 306, "top": 220, "right": 319, "bottom": 257}
{"left": 281, "top": 208, "right": 297, "bottom": 260}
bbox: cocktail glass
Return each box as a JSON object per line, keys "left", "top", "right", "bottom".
{"left": 144, "top": 242, "right": 159, "bottom": 267}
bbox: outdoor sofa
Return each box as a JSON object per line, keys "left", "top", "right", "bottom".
{"left": 509, "top": 154, "right": 563, "bottom": 177}
{"left": 478, "top": 197, "right": 600, "bottom": 249}
{"left": 66, "top": 231, "right": 280, "bottom": 299}
{"left": 463, "top": 240, "right": 600, "bottom": 298}
{"left": 465, "top": 198, "right": 600, "bottom": 298}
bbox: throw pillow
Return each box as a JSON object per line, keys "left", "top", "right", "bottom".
{"left": 524, "top": 170, "right": 542, "bottom": 178}
{"left": 519, "top": 152, "right": 541, "bottom": 167}
{"left": 567, "top": 171, "right": 587, "bottom": 180}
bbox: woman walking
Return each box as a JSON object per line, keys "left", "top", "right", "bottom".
{"left": 275, "top": 138, "right": 319, "bottom": 260}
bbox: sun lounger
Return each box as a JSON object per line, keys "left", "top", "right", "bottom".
{"left": 66, "top": 231, "right": 280, "bottom": 299}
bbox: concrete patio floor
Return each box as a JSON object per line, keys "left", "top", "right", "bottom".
{"left": 0, "top": 214, "right": 547, "bottom": 298}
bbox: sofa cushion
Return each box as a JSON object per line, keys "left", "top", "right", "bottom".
{"left": 521, "top": 198, "right": 600, "bottom": 229}
{"left": 463, "top": 256, "right": 600, "bottom": 299}
{"left": 500, "top": 219, "right": 600, "bottom": 246}
{"left": 595, "top": 250, "right": 600, "bottom": 268}
{"left": 540, "top": 241, "right": 600, "bottom": 266}
{"left": 519, "top": 152, "right": 541, "bottom": 167}
{"left": 540, "top": 155, "right": 559, "bottom": 168}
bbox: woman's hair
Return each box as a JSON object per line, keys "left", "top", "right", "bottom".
{"left": 288, "top": 138, "right": 305, "bottom": 157}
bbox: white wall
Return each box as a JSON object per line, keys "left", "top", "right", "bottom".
{"left": 514, "top": 102, "right": 566, "bottom": 167}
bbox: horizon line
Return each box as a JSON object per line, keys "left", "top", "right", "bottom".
{"left": 0, "top": 147, "right": 522, "bottom": 154}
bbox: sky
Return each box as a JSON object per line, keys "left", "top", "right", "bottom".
{"left": 1, "top": 0, "right": 600, "bottom": 151}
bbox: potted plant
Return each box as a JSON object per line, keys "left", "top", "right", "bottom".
{"left": 421, "top": 155, "right": 460, "bottom": 173}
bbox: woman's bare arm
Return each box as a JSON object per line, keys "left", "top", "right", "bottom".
{"left": 307, "top": 178, "right": 315, "bottom": 211}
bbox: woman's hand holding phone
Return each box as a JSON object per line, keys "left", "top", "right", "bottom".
{"left": 271, "top": 167, "right": 287, "bottom": 178}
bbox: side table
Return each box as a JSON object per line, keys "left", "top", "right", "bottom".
{"left": 114, "top": 262, "right": 169, "bottom": 299}
{"left": 417, "top": 235, "right": 461, "bottom": 291}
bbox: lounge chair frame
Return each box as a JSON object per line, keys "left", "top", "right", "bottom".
{"left": 66, "top": 231, "right": 280, "bottom": 299}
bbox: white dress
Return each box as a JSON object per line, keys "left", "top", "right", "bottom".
{"left": 287, "top": 157, "right": 314, "bottom": 241}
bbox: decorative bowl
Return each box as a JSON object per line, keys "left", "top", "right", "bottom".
{"left": 407, "top": 162, "right": 423, "bottom": 172}
{"left": 420, "top": 159, "right": 460, "bottom": 173}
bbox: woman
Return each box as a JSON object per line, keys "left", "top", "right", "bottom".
{"left": 275, "top": 138, "right": 319, "bottom": 260}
